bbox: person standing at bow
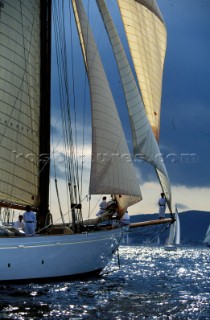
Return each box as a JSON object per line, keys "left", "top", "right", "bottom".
{"left": 23, "top": 205, "right": 36, "bottom": 236}
{"left": 158, "top": 193, "right": 166, "bottom": 219}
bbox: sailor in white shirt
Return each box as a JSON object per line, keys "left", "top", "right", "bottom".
{"left": 96, "top": 196, "right": 107, "bottom": 216}
{"left": 158, "top": 193, "right": 166, "bottom": 219}
{"left": 23, "top": 205, "right": 36, "bottom": 236}
{"left": 13, "top": 215, "right": 25, "bottom": 230}
{"left": 120, "top": 210, "right": 130, "bottom": 226}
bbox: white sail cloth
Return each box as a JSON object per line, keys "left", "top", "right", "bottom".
{"left": 0, "top": 0, "right": 40, "bottom": 207}
{"left": 117, "top": 0, "right": 167, "bottom": 141}
{"left": 96, "top": 0, "right": 172, "bottom": 212}
{"left": 72, "top": 0, "right": 142, "bottom": 214}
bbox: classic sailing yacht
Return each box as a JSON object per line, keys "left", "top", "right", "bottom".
{"left": 164, "top": 210, "right": 180, "bottom": 251}
{"left": 0, "top": 0, "right": 173, "bottom": 282}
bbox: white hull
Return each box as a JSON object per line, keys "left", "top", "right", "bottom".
{"left": 0, "top": 228, "right": 122, "bottom": 283}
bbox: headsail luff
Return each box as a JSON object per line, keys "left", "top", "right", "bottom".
{"left": 72, "top": 0, "right": 142, "bottom": 216}
{"left": 156, "top": 168, "right": 172, "bottom": 213}
{"left": 117, "top": 0, "right": 167, "bottom": 141}
{"left": 96, "top": 0, "right": 172, "bottom": 212}
{"left": 0, "top": 0, "right": 40, "bottom": 209}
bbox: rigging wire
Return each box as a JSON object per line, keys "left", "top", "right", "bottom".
{"left": 128, "top": 222, "right": 171, "bottom": 244}
{"left": 55, "top": 179, "right": 65, "bottom": 224}
{"left": 68, "top": 0, "right": 81, "bottom": 205}
{"left": 52, "top": 2, "right": 81, "bottom": 218}
{"left": 78, "top": 0, "right": 92, "bottom": 199}
{"left": 36, "top": 194, "right": 89, "bottom": 234}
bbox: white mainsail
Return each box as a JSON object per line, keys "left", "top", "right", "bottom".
{"left": 166, "top": 211, "right": 180, "bottom": 246}
{"left": 96, "top": 0, "right": 171, "bottom": 211}
{"left": 0, "top": 0, "right": 40, "bottom": 208}
{"left": 72, "top": 0, "right": 142, "bottom": 214}
{"left": 167, "top": 222, "right": 175, "bottom": 246}
{"left": 117, "top": 0, "right": 167, "bottom": 141}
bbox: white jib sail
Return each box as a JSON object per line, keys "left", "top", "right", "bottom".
{"left": 96, "top": 0, "right": 172, "bottom": 212}
{"left": 0, "top": 0, "right": 40, "bottom": 207}
{"left": 72, "top": 0, "right": 142, "bottom": 214}
{"left": 117, "top": 0, "right": 167, "bottom": 141}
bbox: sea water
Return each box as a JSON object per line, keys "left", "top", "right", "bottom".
{"left": 0, "top": 245, "right": 209, "bottom": 319}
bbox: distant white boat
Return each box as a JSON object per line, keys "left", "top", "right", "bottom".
{"left": 203, "top": 225, "right": 210, "bottom": 247}
{"left": 164, "top": 211, "right": 180, "bottom": 251}
{"left": 175, "top": 212, "right": 181, "bottom": 245}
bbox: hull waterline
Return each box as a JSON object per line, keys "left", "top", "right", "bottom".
{"left": 0, "top": 228, "right": 122, "bottom": 283}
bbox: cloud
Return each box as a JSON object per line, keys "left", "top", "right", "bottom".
{"left": 175, "top": 203, "right": 189, "bottom": 211}
{"left": 158, "top": 0, "right": 210, "bottom": 191}
{"left": 127, "top": 182, "right": 210, "bottom": 216}
{"left": 47, "top": 0, "right": 210, "bottom": 223}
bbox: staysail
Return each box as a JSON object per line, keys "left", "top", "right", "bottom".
{"left": 72, "top": 0, "right": 142, "bottom": 215}
{"left": 96, "top": 0, "right": 172, "bottom": 212}
{"left": 0, "top": 0, "right": 40, "bottom": 209}
{"left": 117, "top": 0, "right": 167, "bottom": 141}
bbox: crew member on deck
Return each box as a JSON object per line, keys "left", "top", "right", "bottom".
{"left": 96, "top": 196, "right": 107, "bottom": 216}
{"left": 120, "top": 210, "right": 130, "bottom": 226}
{"left": 158, "top": 193, "right": 166, "bottom": 219}
{"left": 23, "top": 205, "right": 36, "bottom": 236}
{"left": 13, "top": 214, "right": 25, "bottom": 230}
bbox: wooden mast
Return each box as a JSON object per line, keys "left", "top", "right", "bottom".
{"left": 37, "top": 0, "right": 52, "bottom": 229}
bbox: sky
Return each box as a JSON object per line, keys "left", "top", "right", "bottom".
{"left": 50, "top": 0, "right": 210, "bottom": 220}
{"left": 156, "top": 0, "right": 210, "bottom": 213}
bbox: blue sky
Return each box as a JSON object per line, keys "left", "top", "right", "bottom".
{"left": 155, "top": 0, "right": 210, "bottom": 213}
{"left": 159, "top": 0, "right": 210, "bottom": 186}
{"left": 50, "top": 0, "right": 210, "bottom": 217}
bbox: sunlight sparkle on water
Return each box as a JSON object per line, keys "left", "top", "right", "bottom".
{"left": 0, "top": 246, "right": 209, "bottom": 319}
